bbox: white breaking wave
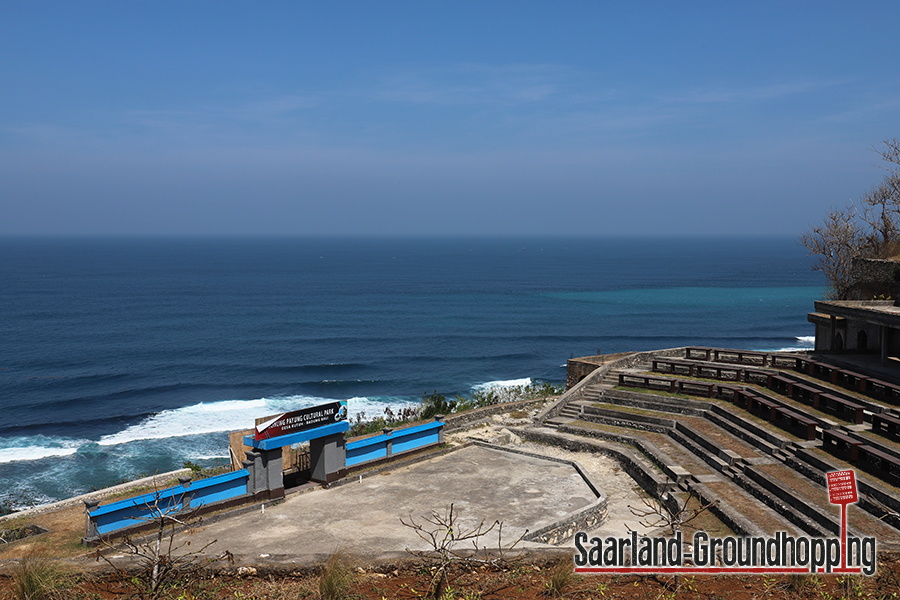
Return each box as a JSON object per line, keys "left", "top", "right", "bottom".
{"left": 0, "top": 438, "right": 84, "bottom": 464}
{"left": 98, "top": 394, "right": 415, "bottom": 446}
{"left": 772, "top": 335, "right": 816, "bottom": 353}
{"left": 0, "top": 395, "right": 424, "bottom": 465}
{"left": 473, "top": 377, "right": 532, "bottom": 391}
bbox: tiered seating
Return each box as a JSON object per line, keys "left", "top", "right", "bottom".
{"left": 653, "top": 354, "right": 865, "bottom": 426}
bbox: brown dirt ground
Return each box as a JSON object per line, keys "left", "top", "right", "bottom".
{"left": 1, "top": 554, "right": 899, "bottom": 600}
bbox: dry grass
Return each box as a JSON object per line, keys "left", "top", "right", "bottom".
{"left": 10, "top": 548, "right": 70, "bottom": 600}
{"left": 0, "top": 506, "right": 86, "bottom": 561}
{"left": 543, "top": 560, "right": 579, "bottom": 598}
{"left": 319, "top": 551, "right": 354, "bottom": 600}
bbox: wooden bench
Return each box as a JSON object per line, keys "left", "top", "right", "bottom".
{"left": 819, "top": 393, "right": 865, "bottom": 424}
{"left": 651, "top": 359, "right": 696, "bottom": 377}
{"left": 865, "top": 378, "right": 900, "bottom": 406}
{"left": 771, "top": 406, "right": 818, "bottom": 441}
{"left": 794, "top": 356, "right": 817, "bottom": 375}
{"left": 743, "top": 369, "right": 772, "bottom": 386}
{"left": 732, "top": 388, "right": 755, "bottom": 409}
{"left": 823, "top": 429, "right": 864, "bottom": 461}
{"left": 769, "top": 354, "right": 800, "bottom": 369}
{"left": 790, "top": 382, "right": 821, "bottom": 407}
{"left": 767, "top": 374, "right": 794, "bottom": 397}
{"left": 675, "top": 379, "right": 716, "bottom": 398}
{"left": 657, "top": 359, "right": 746, "bottom": 382}
{"left": 749, "top": 396, "right": 778, "bottom": 421}
{"left": 834, "top": 369, "right": 869, "bottom": 393}
{"left": 714, "top": 384, "right": 741, "bottom": 403}
{"left": 694, "top": 363, "right": 743, "bottom": 382}
{"left": 617, "top": 372, "right": 718, "bottom": 399}
{"left": 712, "top": 348, "right": 768, "bottom": 366}
{"left": 872, "top": 413, "right": 900, "bottom": 442}
{"left": 684, "top": 347, "right": 714, "bottom": 361}
{"left": 618, "top": 373, "right": 676, "bottom": 393}
{"left": 684, "top": 346, "right": 770, "bottom": 366}
{"left": 857, "top": 445, "right": 900, "bottom": 487}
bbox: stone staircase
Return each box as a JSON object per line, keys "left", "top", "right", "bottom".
{"left": 539, "top": 350, "right": 900, "bottom": 542}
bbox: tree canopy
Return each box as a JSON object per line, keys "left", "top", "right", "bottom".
{"left": 801, "top": 139, "right": 900, "bottom": 299}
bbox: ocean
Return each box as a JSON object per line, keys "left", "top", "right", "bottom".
{"left": 0, "top": 236, "right": 823, "bottom": 506}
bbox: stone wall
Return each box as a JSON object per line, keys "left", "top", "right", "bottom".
{"left": 566, "top": 358, "right": 602, "bottom": 389}
{"left": 848, "top": 257, "right": 900, "bottom": 300}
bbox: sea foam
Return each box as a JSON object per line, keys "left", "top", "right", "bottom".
{"left": 97, "top": 395, "right": 417, "bottom": 446}
{"left": 473, "top": 377, "right": 532, "bottom": 391}
{"left": 0, "top": 437, "right": 83, "bottom": 464}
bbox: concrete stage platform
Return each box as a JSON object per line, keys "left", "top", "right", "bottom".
{"left": 181, "top": 444, "right": 601, "bottom": 565}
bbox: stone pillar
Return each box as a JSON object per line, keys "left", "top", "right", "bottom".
{"left": 310, "top": 432, "right": 347, "bottom": 483}
{"left": 244, "top": 451, "right": 264, "bottom": 495}
{"left": 830, "top": 315, "right": 837, "bottom": 351}
{"left": 435, "top": 415, "right": 445, "bottom": 443}
{"left": 244, "top": 450, "right": 283, "bottom": 498}
{"left": 382, "top": 427, "right": 394, "bottom": 458}
{"left": 261, "top": 447, "right": 285, "bottom": 498}
{"left": 83, "top": 499, "right": 100, "bottom": 540}
{"left": 177, "top": 475, "right": 193, "bottom": 508}
{"left": 241, "top": 459, "right": 254, "bottom": 495}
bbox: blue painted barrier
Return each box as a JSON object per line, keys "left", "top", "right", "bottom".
{"left": 346, "top": 420, "right": 443, "bottom": 467}
{"left": 90, "top": 469, "right": 250, "bottom": 535}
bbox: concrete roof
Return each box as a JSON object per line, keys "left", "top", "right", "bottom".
{"left": 813, "top": 300, "right": 900, "bottom": 328}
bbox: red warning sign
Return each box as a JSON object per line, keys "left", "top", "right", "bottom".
{"left": 826, "top": 469, "right": 858, "bottom": 505}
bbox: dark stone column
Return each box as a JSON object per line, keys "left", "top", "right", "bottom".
{"left": 310, "top": 432, "right": 347, "bottom": 483}
{"left": 83, "top": 499, "right": 100, "bottom": 540}
{"left": 382, "top": 427, "right": 394, "bottom": 458}
{"left": 830, "top": 315, "right": 837, "bottom": 351}
{"left": 435, "top": 415, "right": 445, "bottom": 443}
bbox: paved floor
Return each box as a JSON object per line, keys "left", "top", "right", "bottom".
{"left": 182, "top": 444, "right": 599, "bottom": 563}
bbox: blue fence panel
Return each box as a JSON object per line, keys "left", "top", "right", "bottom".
{"left": 346, "top": 437, "right": 388, "bottom": 466}
{"left": 392, "top": 422, "right": 442, "bottom": 454}
{"left": 90, "top": 469, "right": 249, "bottom": 535}
{"left": 345, "top": 421, "right": 442, "bottom": 468}
{"left": 188, "top": 469, "right": 251, "bottom": 507}
{"left": 91, "top": 486, "right": 188, "bottom": 535}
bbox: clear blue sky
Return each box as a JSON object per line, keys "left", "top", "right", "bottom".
{"left": 2, "top": 1, "right": 899, "bottom": 236}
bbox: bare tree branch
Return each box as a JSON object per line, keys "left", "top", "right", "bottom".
{"left": 400, "top": 503, "right": 527, "bottom": 599}
{"left": 93, "top": 486, "right": 230, "bottom": 599}
{"left": 800, "top": 205, "right": 865, "bottom": 299}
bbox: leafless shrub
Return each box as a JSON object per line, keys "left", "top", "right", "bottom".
{"left": 93, "top": 488, "right": 230, "bottom": 599}
{"left": 400, "top": 503, "right": 527, "bottom": 599}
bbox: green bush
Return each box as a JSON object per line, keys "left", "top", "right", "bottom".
{"left": 420, "top": 391, "right": 456, "bottom": 419}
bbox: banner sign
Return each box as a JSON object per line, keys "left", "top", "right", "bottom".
{"left": 826, "top": 469, "right": 858, "bottom": 505}
{"left": 254, "top": 401, "right": 348, "bottom": 441}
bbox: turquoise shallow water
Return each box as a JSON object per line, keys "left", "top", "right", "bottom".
{"left": 0, "top": 235, "right": 823, "bottom": 504}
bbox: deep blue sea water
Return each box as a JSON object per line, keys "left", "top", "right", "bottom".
{"left": 0, "top": 236, "right": 824, "bottom": 505}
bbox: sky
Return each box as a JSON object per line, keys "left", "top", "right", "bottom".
{"left": 2, "top": 2, "right": 900, "bottom": 237}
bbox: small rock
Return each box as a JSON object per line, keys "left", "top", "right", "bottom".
{"left": 356, "top": 567, "right": 366, "bottom": 574}
{"left": 237, "top": 567, "right": 257, "bottom": 577}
